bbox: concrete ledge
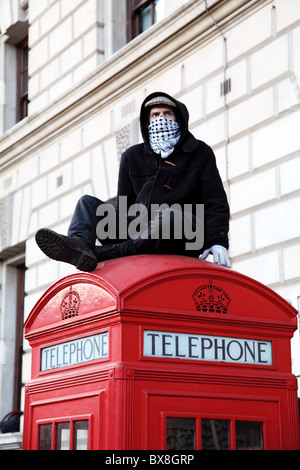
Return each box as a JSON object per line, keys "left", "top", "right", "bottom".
{"left": 0, "top": 432, "right": 23, "bottom": 450}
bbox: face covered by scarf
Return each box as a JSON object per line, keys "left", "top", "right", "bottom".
{"left": 148, "top": 116, "right": 181, "bottom": 158}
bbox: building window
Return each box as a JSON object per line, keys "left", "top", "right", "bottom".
{"left": 13, "top": 264, "right": 26, "bottom": 411}
{"left": 128, "top": 0, "right": 165, "bottom": 40}
{"left": 17, "top": 38, "right": 29, "bottom": 121}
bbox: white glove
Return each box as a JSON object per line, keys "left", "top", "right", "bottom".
{"left": 200, "top": 245, "right": 231, "bottom": 268}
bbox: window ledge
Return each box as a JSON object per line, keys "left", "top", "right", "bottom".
{"left": 0, "top": 432, "right": 23, "bottom": 450}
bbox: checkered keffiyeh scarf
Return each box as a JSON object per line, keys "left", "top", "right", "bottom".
{"left": 148, "top": 117, "right": 181, "bottom": 158}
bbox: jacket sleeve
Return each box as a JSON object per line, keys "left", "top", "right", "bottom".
{"left": 198, "top": 146, "right": 230, "bottom": 250}
{"left": 115, "top": 151, "right": 136, "bottom": 213}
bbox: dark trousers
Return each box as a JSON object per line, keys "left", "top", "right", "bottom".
{"left": 68, "top": 195, "right": 199, "bottom": 258}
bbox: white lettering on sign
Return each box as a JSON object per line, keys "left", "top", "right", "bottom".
{"left": 41, "top": 332, "right": 109, "bottom": 371}
{"left": 143, "top": 330, "right": 272, "bottom": 365}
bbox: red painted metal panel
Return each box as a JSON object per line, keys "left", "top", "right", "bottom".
{"left": 23, "top": 255, "right": 300, "bottom": 450}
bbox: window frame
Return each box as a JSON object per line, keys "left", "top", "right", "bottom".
{"left": 164, "top": 413, "right": 266, "bottom": 450}
{"left": 127, "top": 0, "right": 158, "bottom": 40}
{"left": 17, "top": 37, "right": 29, "bottom": 122}
{"left": 37, "top": 415, "right": 92, "bottom": 451}
{"left": 13, "top": 263, "right": 26, "bottom": 411}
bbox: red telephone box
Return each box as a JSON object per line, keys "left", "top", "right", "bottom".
{"left": 23, "top": 254, "right": 300, "bottom": 450}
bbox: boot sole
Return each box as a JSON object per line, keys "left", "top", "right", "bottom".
{"left": 35, "top": 228, "right": 97, "bottom": 272}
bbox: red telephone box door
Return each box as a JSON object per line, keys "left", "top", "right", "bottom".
{"left": 28, "top": 392, "right": 102, "bottom": 450}
{"left": 147, "top": 394, "right": 281, "bottom": 450}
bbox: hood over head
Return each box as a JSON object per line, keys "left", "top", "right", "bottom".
{"left": 140, "top": 91, "right": 189, "bottom": 149}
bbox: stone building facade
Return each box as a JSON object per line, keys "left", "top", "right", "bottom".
{"left": 0, "top": 0, "right": 299, "bottom": 447}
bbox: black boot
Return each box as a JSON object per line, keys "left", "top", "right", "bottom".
{"left": 94, "top": 239, "right": 141, "bottom": 263}
{"left": 35, "top": 228, "right": 98, "bottom": 272}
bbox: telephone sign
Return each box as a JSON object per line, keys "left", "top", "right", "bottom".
{"left": 41, "top": 331, "right": 109, "bottom": 371}
{"left": 143, "top": 330, "right": 273, "bottom": 365}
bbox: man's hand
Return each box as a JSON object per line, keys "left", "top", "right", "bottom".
{"left": 200, "top": 245, "right": 231, "bottom": 268}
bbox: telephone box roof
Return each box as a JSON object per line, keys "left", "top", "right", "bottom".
{"left": 25, "top": 254, "right": 298, "bottom": 338}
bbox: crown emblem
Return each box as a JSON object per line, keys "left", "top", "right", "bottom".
{"left": 192, "top": 280, "right": 230, "bottom": 314}
{"left": 60, "top": 287, "right": 81, "bottom": 320}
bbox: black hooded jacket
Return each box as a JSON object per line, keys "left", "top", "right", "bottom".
{"left": 116, "top": 91, "right": 230, "bottom": 252}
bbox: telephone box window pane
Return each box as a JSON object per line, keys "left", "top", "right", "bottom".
{"left": 39, "top": 423, "right": 52, "bottom": 450}
{"left": 201, "top": 419, "right": 230, "bottom": 450}
{"left": 73, "top": 420, "right": 89, "bottom": 450}
{"left": 236, "top": 421, "right": 264, "bottom": 450}
{"left": 55, "top": 422, "right": 70, "bottom": 450}
{"left": 166, "top": 417, "right": 195, "bottom": 450}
